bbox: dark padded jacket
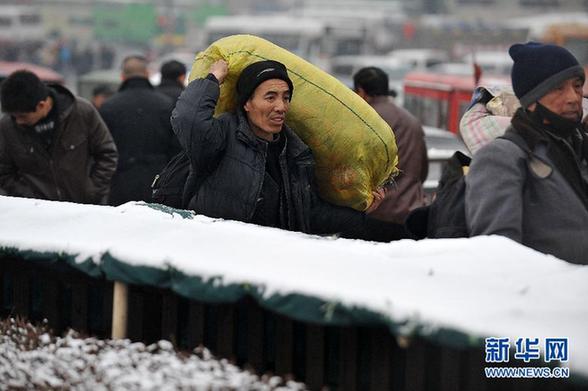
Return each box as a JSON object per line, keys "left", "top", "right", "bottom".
{"left": 156, "top": 79, "right": 184, "bottom": 102}
{"left": 99, "top": 77, "right": 180, "bottom": 205}
{"left": 0, "top": 84, "right": 118, "bottom": 204}
{"left": 171, "top": 76, "right": 410, "bottom": 241}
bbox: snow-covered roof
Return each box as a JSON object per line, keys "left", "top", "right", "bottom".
{"left": 0, "top": 196, "right": 587, "bottom": 381}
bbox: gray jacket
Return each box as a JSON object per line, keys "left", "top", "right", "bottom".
{"left": 465, "top": 119, "right": 588, "bottom": 265}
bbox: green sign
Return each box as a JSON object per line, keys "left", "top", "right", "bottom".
{"left": 190, "top": 3, "right": 228, "bottom": 26}
{"left": 94, "top": 4, "right": 157, "bottom": 43}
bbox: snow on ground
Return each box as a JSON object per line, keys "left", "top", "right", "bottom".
{"left": 0, "top": 196, "right": 587, "bottom": 379}
{"left": 0, "top": 318, "right": 305, "bottom": 390}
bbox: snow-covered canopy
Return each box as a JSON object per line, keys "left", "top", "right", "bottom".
{"left": 0, "top": 196, "right": 586, "bottom": 380}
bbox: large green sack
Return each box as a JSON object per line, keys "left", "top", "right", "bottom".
{"left": 189, "top": 34, "right": 398, "bottom": 211}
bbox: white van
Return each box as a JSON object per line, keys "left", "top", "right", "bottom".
{"left": 202, "top": 15, "right": 326, "bottom": 67}
{"left": 388, "top": 48, "right": 448, "bottom": 69}
{"left": 0, "top": 6, "right": 44, "bottom": 42}
{"left": 461, "top": 50, "right": 513, "bottom": 77}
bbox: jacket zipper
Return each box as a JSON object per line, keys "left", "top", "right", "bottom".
{"left": 48, "top": 158, "right": 63, "bottom": 200}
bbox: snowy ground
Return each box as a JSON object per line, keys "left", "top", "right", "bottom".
{"left": 1, "top": 196, "right": 587, "bottom": 381}
{"left": 0, "top": 318, "right": 306, "bottom": 390}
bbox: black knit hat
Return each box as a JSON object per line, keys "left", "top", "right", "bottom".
{"left": 236, "top": 60, "right": 293, "bottom": 107}
{"left": 509, "top": 42, "right": 585, "bottom": 107}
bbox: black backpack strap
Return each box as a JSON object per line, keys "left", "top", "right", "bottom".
{"left": 499, "top": 129, "right": 532, "bottom": 155}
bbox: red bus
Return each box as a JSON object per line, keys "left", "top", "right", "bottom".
{"left": 403, "top": 70, "right": 509, "bottom": 133}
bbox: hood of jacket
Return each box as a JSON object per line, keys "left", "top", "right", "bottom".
{"left": 47, "top": 83, "right": 75, "bottom": 122}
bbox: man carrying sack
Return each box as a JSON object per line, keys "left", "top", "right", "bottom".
{"left": 171, "top": 59, "right": 411, "bottom": 241}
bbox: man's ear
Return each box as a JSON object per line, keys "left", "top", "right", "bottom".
{"left": 355, "top": 87, "right": 369, "bottom": 102}
{"left": 37, "top": 97, "right": 50, "bottom": 112}
{"left": 243, "top": 99, "right": 251, "bottom": 113}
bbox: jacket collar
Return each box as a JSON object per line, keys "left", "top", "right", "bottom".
{"left": 159, "top": 79, "right": 184, "bottom": 89}
{"left": 511, "top": 107, "right": 587, "bottom": 154}
{"left": 119, "top": 77, "right": 154, "bottom": 91}
{"left": 511, "top": 107, "right": 588, "bottom": 210}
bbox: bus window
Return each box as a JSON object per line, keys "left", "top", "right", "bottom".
{"left": 404, "top": 95, "right": 446, "bottom": 129}
{"left": 422, "top": 97, "right": 440, "bottom": 128}
{"left": 403, "top": 94, "right": 423, "bottom": 124}
{"left": 439, "top": 99, "right": 449, "bottom": 130}
{"left": 0, "top": 17, "right": 12, "bottom": 27}
{"left": 403, "top": 70, "right": 509, "bottom": 133}
{"left": 0, "top": 6, "right": 43, "bottom": 42}
{"left": 20, "top": 13, "right": 41, "bottom": 25}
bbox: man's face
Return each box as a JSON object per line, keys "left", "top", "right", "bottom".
{"left": 92, "top": 94, "right": 108, "bottom": 109}
{"left": 244, "top": 79, "right": 291, "bottom": 141}
{"left": 10, "top": 98, "right": 51, "bottom": 127}
{"left": 538, "top": 76, "right": 584, "bottom": 122}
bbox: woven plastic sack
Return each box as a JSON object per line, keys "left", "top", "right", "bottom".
{"left": 189, "top": 34, "right": 398, "bottom": 211}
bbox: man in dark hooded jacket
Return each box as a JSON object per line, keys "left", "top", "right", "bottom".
{"left": 0, "top": 70, "right": 118, "bottom": 204}
{"left": 100, "top": 55, "right": 181, "bottom": 205}
{"left": 171, "top": 59, "right": 410, "bottom": 241}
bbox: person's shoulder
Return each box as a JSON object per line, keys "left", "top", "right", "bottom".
{"left": 150, "top": 89, "right": 174, "bottom": 105}
{"left": 70, "top": 96, "right": 101, "bottom": 117}
{"left": 485, "top": 134, "right": 526, "bottom": 152}
{"left": 98, "top": 91, "right": 123, "bottom": 109}
{"left": 471, "top": 136, "right": 527, "bottom": 168}
{"left": 0, "top": 114, "right": 13, "bottom": 131}
{"left": 74, "top": 96, "right": 96, "bottom": 111}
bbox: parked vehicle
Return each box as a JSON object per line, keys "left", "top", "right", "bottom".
{"left": 0, "top": 61, "right": 63, "bottom": 120}
{"left": 76, "top": 69, "right": 120, "bottom": 101}
{"left": 329, "top": 55, "right": 412, "bottom": 104}
{"left": 460, "top": 50, "right": 513, "bottom": 77}
{"left": 0, "top": 61, "right": 64, "bottom": 84}
{"left": 422, "top": 125, "right": 469, "bottom": 195}
{"left": 403, "top": 70, "right": 509, "bottom": 133}
{"left": 0, "top": 6, "right": 43, "bottom": 42}
{"left": 292, "top": 4, "right": 405, "bottom": 56}
{"left": 202, "top": 15, "right": 326, "bottom": 68}
{"left": 388, "top": 48, "right": 448, "bottom": 69}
